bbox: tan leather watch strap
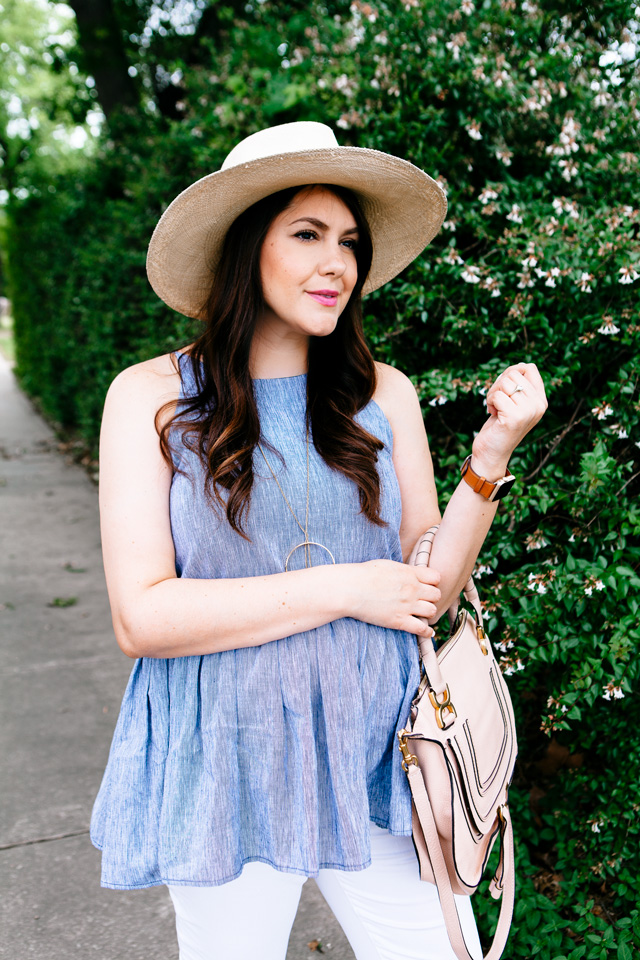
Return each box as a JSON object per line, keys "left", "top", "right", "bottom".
{"left": 460, "top": 455, "right": 516, "bottom": 501}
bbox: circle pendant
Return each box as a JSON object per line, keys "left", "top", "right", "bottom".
{"left": 285, "top": 541, "right": 336, "bottom": 572}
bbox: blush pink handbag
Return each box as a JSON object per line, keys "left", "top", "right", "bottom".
{"left": 398, "top": 526, "right": 517, "bottom": 960}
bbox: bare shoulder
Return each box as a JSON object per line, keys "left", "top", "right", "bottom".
{"left": 372, "top": 361, "right": 421, "bottom": 424}
{"left": 105, "top": 349, "right": 187, "bottom": 425}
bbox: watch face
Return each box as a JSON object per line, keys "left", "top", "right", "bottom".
{"left": 493, "top": 476, "right": 516, "bottom": 500}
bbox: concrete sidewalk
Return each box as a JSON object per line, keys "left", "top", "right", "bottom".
{"left": 0, "top": 352, "right": 354, "bottom": 959}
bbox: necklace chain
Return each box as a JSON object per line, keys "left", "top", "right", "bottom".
{"left": 257, "top": 428, "right": 312, "bottom": 568}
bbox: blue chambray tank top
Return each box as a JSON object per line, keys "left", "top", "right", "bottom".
{"left": 90, "top": 351, "right": 421, "bottom": 889}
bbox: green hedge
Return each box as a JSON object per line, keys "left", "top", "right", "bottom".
{"left": 5, "top": 1, "right": 640, "bottom": 956}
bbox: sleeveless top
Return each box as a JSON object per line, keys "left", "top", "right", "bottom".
{"left": 90, "top": 351, "right": 421, "bottom": 889}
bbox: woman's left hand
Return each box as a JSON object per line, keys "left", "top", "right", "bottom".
{"left": 472, "top": 362, "right": 548, "bottom": 468}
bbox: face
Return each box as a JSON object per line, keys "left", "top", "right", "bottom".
{"left": 258, "top": 186, "right": 360, "bottom": 340}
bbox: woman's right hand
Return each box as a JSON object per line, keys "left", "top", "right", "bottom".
{"left": 345, "top": 559, "right": 440, "bottom": 637}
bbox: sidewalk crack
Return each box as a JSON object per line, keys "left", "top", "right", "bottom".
{"left": 0, "top": 828, "right": 90, "bottom": 851}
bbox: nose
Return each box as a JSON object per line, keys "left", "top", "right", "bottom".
{"left": 318, "top": 242, "right": 350, "bottom": 278}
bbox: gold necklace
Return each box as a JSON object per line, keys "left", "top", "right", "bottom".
{"left": 257, "top": 427, "right": 336, "bottom": 571}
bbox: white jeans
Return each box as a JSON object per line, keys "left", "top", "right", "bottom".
{"left": 168, "top": 822, "right": 483, "bottom": 960}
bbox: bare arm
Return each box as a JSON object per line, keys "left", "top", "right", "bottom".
{"left": 374, "top": 361, "right": 547, "bottom": 620}
{"left": 99, "top": 356, "right": 442, "bottom": 659}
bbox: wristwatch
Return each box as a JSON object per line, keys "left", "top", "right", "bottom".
{"left": 460, "top": 454, "right": 516, "bottom": 501}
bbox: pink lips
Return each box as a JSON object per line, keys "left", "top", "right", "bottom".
{"left": 307, "top": 290, "right": 339, "bottom": 306}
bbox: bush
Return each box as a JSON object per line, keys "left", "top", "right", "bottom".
{"left": 5, "top": 1, "right": 640, "bottom": 956}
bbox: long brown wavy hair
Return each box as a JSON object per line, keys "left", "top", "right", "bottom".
{"left": 156, "top": 183, "right": 386, "bottom": 540}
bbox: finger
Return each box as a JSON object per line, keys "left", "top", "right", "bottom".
{"left": 489, "top": 388, "right": 523, "bottom": 424}
{"left": 414, "top": 599, "right": 439, "bottom": 619}
{"left": 414, "top": 566, "right": 441, "bottom": 586}
{"left": 521, "top": 363, "right": 547, "bottom": 393}
{"left": 406, "top": 616, "right": 435, "bottom": 638}
{"left": 501, "top": 362, "right": 545, "bottom": 393}
{"left": 487, "top": 370, "right": 529, "bottom": 405}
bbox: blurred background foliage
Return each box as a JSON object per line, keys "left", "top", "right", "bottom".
{"left": 1, "top": 1, "right": 639, "bottom": 957}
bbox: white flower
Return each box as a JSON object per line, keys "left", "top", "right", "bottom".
{"left": 535, "top": 266, "right": 561, "bottom": 288}
{"left": 584, "top": 578, "right": 605, "bottom": 596}
{"left": 618, "top": 266, "right": 639, "bottom": 285}
{"left": 517, "top": 271, "right": 535, "bottom": 289}
{"left": 527, "top": 572, "right": 548, "bottom": 594}
{"left": 445, "top": 248, "right": 464, "bottom": 265}
{"left": 591, "top": 403, "right": 613, "bottom": 420}
{"left": 446, "top": 33, "right": 467, "bottom": 60}
{"left": 610, "top": 423, "right": 628, "bottom": 438}
{"left": 558, "top": 159, "right": 579, "bottom": 181}
{"left": 521, "top": 255, "right": 537, "bottom": 268}
{"left": 594, "top": 89, "right": 612, "bottom": 108}
{"left": 525, "top": 530, "right": 549, "bottom": 550}
{"left": 466, "top": 120, "right": 482, "bottom": 140}
{"left": 501, "top": 655, "right": 525, "bottom": 676}
{"left": 461, "top": 0, "right": 474, "bottom": 12}
{"left": 334, "top": 74, "right": 356, "bottom": 97}
{"left": 483, "top": 276, "right": 502, "bottom": 298}
{"left": 429, "top": 394, "right": 448, "bottom": 406}
{"left": 497, "top": 638, "right": 514, "bottom": 652}
{"left": 598, "top": 317, "right": 620, "bottom": 335}
{"left": 506, "top": 204, "right": 523, "bottom": 223}
{"left": 552, "top": 196, "right": 579, "bottom": 217}
{"left": 589, "top": 819, "right": 604, "bottom": 833}
{"left": 474, "top": 563, "right": 494, "bottom": 577}
{"left": 578, "top": 272, "right": 594, "bottom": 293}
{"left": 479, "top": 187, "right": 499, "bottom": 204}
{"left": 602, "top": 682, "right": 625, "bottom": 701}
{"left": 496, "top": 147, "right": 513, "bottom": 166}
{"left": 621, "top": 205, "right": 634, "bottom": 218}
{"left": 442, "top": 220, "right": 457, "bottom": 232}
{"left": 461, "top": 265, "right": 481, "bottom": 283}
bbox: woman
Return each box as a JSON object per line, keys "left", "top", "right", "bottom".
{"left": 91, "top": 121, "right": 547, "bottom": 960}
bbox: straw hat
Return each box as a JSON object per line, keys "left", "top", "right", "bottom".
{"left": 146, "top": 121, "right": 447, "bottom": 319}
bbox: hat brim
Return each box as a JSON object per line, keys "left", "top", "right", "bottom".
{"left": 146, "top": 146, "right": 447, "bottom": 319}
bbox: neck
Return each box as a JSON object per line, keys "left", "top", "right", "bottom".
{"left": 249, "top": 314, "right": 309, "bottom": 379}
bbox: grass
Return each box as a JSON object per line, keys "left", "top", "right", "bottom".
{"left": 0, "top": 310, "right": 15, "bottom": 364}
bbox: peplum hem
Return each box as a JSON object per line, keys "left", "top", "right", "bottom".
{"left": 90, "top": 621, "right": 420, "bottom": 890}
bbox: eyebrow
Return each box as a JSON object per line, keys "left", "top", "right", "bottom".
{"left": 289, "top": 216, "right": 359, "bottom": 235}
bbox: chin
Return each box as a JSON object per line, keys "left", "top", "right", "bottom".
{"left": 305, "top": 318, "right": 340, "bottom": 338}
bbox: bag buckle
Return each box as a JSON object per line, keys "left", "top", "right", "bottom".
{"left": 476, "top": 623, "right": 490, "bottom": 656}
{"left": 397, "top": 730, "right": 418, "bottom": 772}
{"left": 428, "top": 685, "right": 457, "bottom": 729}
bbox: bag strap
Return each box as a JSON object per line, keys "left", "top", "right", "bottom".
{"left": 410, "top": 526, "right": 486, "bottom": 698}
{"left": 407, "top": 762, "right": 515, "bottom": 960}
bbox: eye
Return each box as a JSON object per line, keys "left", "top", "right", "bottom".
{"left": 294, "top": 230, "right": 318, "bottom": 242}
{"left": 341, "top": 238, "right": 358, "bottom": 251}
